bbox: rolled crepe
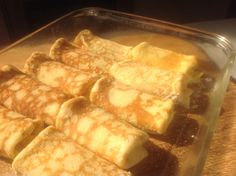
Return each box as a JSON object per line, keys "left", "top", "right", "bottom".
{"left": 12, "top": 126, "right": 132, "bottom": 176}
{"left": 74, "top": 29, "right": 131, "bottom": 61}
{"left": 24, "top": 53, "right": 149, "bottom": 168}
{"left": 49, "top": 38, "right": 114, "bottom": 75}
{"left": 0, "top": 65, "right": 70, "bottom": 125}
{"left": 1, "top": 65, "right": 148, "bottom": 168}
{"left": 90, "top": 77, "right": 175, "bottom": 134}
{"left": 24, "top": 52, "right": 99, "bottom": 97}
{"left": 74, "top": 30, "right": 199, "bottom": 75}
{"left": 109, "top": 61, "right": 192, "bottom": 107}
{"left": 128, "top": 42, "right": 198, "bottom": 74}
{"left": 56, "top": 96, "right": 148, "bottom": 169}
{"left": 0, "top": 105, "right": 44, "bottom": 159}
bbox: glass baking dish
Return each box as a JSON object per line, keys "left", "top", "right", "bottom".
{"left": 0, "top": 7, "right": 235, "bottom": 176}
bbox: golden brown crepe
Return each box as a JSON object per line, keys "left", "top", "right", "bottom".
{"left": 0, "top": 65, "right": 70, "bottom": 125}
{"left": 109, "top": 61, "right": 192, "bottom": 107}
{"left": 12, "top": 126, "right": 132, "bottom": 176}
{"left": 90, "top": 77, "right": 175, "bottom": 134}
{"left": 73, "top": 30, "right": 199, "bottom": 77}
{"left": 128, "top": 42, "right": 199, "bottom": 75}
{"left": 24, "top": 53, "right": 149, "bottom": 168}
{"left": 56, "top": 96, "right": 148, "bottom": 169}
{"left": 24, "top": 52, "right": 99, "bottom": 97}
{"left": 49, "top": 38, "right": 115, "bottom": 75}
{"left": 74, "top": 30, "right": 199, "bottom": 76}
{"left": 0, "top": 65, "right": 148, "bottom": 168}
{"left": 74, "top": 29, "right": 131, "bottom": 61}
{"left": 0, "top": 105, "right": 44, "bottom": 159}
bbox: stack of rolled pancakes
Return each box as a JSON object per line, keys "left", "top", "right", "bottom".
{"left": 0, "top": 29, "right": 203, "bottom": 176}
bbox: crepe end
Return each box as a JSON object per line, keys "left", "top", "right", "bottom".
{"left": 74, "top": 29, "right": 94, "bottom": 47}
{"left": 24, "top": 52, "right": 51, "bottom": 76}
{"left": 49, "top": 38, "right": 78, "bottom": 61}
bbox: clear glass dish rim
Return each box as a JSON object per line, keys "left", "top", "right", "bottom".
{"left": 0, "top": 7, "right": 235, "bottom": 57}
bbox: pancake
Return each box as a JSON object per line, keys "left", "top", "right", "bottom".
{"left": 109, "top": 61, "right": 192, "bottom": 107}
{"left": 24, "top": 52, "right": 99, "bottom": 97}
{"left": 49, "top": 38, "right": 114, "bottom": 75}
{"left": 90, "top": 77, "right": 175, "bottom": 134}
{"left": 74, "top": 30, "right": 199, "bottom": 80}
{"left": 128, "top": 42, "right": 198, "bottom": 74}
{"left": 0, "top": 65, "right": 149, "bottom": 168}
{"left": 0, "top": 105, "right": 44, "bottom": 159}
{"left": 56, "top": 96, "right": 148, "bottom": 169}
{"left": 12, "top": 126, "right": 132, "bottom": 176}
{"left": 74, "top": 29, "right": 130, "bottom": 61}
{"left": 0, "top": 65, "right": 70, "bottom": 125}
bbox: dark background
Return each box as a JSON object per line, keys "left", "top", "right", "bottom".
{"left": 0, "top": 0, "right": 236, "bottom": 47}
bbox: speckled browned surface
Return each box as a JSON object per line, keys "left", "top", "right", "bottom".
{"left": 1, "top": 82, "right": 235, "bottom": 175}
{"left": 0, "top": 158, "right": 15, "bottom": 176}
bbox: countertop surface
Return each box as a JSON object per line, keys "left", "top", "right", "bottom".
{"left": 202, "top": 82, "right": 236, "bottom": 175}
